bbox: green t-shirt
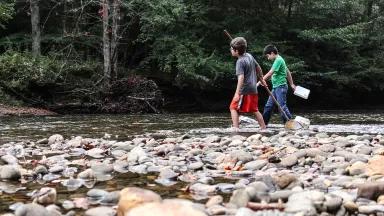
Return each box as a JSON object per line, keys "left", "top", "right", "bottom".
{"left": 271, "top": 55, "right": 287, "bottom": 88}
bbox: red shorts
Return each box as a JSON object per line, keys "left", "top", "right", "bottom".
{"left": 230, "top": 94, "right": 259, "bottom": 113}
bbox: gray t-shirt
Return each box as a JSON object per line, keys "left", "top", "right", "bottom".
{"left": 236, "top": 53, "right": 258, "bottom": 95}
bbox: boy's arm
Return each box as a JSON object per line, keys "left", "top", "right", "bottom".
{"left": 256, "top": 65, "right": 268, "bottom": 87}
{"left": 233, "top": 74, "right": 244, "bottom": 101}
{"left": 286, "top": 68, "right": 296, "bottom": 90}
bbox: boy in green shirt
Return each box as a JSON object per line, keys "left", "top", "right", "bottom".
{"left": 261, "top": 45, "right": 296, "bottom": 125}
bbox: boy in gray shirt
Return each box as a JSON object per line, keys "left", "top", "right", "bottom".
{"left": 229, "top": 37, "right": 267, "bottom": 130}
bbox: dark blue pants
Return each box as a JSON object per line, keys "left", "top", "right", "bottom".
{"left": 262, "top": 84, "right": 292, "bottom": 125}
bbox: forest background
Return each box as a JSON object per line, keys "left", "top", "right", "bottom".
{"left": 0, "top": 0, "right": 383, "bottom": 113}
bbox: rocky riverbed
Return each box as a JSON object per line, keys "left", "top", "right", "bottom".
{"left": 0, "top": 129, "right": 384, "bottom": 216}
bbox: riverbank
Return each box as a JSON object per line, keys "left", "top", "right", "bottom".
{"left": 0, "top": 128, "right": 384, "bottom": 215}
{"left": 0, "top": 104, "right": 56, "bottom": 117}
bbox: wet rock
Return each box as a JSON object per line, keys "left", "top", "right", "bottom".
{"left": 158, "top": 167, "right": 178, "bottom": 179}
{"left": 244, "top": 160, "right": 267, "bottom": 171}
{"left": 188, "top": 183, "right": 217, "bottom": 195}
{"left": 33, "top": 165, "right": 48, "bottom": 175}
{"left": 197, "top": 176, "right": 214, "bottom": 185}
{"left": 42, "top": 173, "right": 61, "bottom": 182}
{"left": 188, "top": 162, "right": 204, "bottom": 170}
{"left": 343, "top": 201, "right": 358, "bottom": 212}
{"left": 36, "top": 187, "right": 57, "bottom": 205}
{"left": 207, "top": 204, "right": 227, "bottom": 215}
{"left": 48, "top": 134, "right": 64, "bottom": 145}
{"left": 87, "top": 189, "right": 108, "bottom": 201}
{"left": 206, "top": 195, "right": 223, "bottom": 207}
{"left": 62, "top": 200, "right": 75, "bottom": 210}
{"left": 100, "top": 191, "right": 120, "bottom": 205}
{"left": 0, "top": 165, "right": 21, "bottom": 180}
{"left": 114, "top": 161, "right": 130, "bottom": 173}
{"left": 324, "top": 194, "right": 343, "bottom": 212}
{"left": 129, "top": 164, "right": 147, "bottom": 174}
{"left": 86, "top": 148, "right": 105, "bottom": 158}
{"left": 78, "top": 169, "right": 95, "bottom": 179}
{"left": 91, "top": 163, "right": 114, "bottom": 174}
{"left": 62, "top": 178, "right": 84, "bottom": 191}
{"left": 285, "top": 191, "right": 324, "bottom": 215}
{"left": 273, "top": 173, "right": 297, "bottom": 189}
{"left": 358, "top": 205, "right": 384, "bottom": 214}
{"left": 85, "top": 207, "right": 116, "bottom": 216}
{"left": 117, "top": 187, "right": 162, "bottom": 216}
{"left": 127, "top": 147, "right": 148, "bottom": 163}
{"left": 125, "top": 199, "right": 207, "bottom": 216}
{"left": 357, "top": 182, "right": 384, "bottom": 200}
{"left": 280, "top": 155, "right": 298, "bottom": 167}
{"left": 15, "top": 203, "right": 50, "bottom": 216}
{"left": 347, "top": 161, "right": 367, "bottom": 176}
{"left": 216, "top": 183, "right": 235, "bottom": 193}
{"left": 1, "top": 155, "right": 18, "bottom": 165}
{"left": 229, "top": 150, "right": 253, "bottom": 163}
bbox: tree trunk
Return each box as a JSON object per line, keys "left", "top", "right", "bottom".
{"left": 102, "top": 0, "right": 111, "bottom": 86}
{"left": 63, "top": 0, "right": 67, "bottom": 35}
{"left": 30, "top": 0, "right": 41, "bottom": 57}
{"left": 111, "top": 0, "right": 121, "bottom": 80}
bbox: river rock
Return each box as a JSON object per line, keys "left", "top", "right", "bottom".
{"left": 85, "top": 207, "right": 116, "bottom": 216}
{"left": 117, "top": 187, "right": 162, "bottom": 216}
{"left": 269, "top": 190, "right": 294, "bottom": 202}
{"left": 319, "top": 144, "right": 336, "bottom": 153}
{"left": 127, "top": 147, "right": 148, "bottom": 163}
{"left": 229, "top": 150, "right": 253, "bottom": 163}
{"left": 285, "top": 191, "right": 324, "bottom": 215}
{"left": 346, "top": 161, "right": 367, "bottom": 176}
{"left": 36, "top": 187, "right": 57, "bottom": 205}
{"left": 33, "top": 165, "right": 48, "bottom": 175}
{"left": 1, "top": 155, "right": 18, "bottom": 165}
{"left": 357, "top": 182, "right": 384, "bottom": 200}
{"left": 100, "top": 191, "right": 120, "bottom": 205}
{"left": 358, "top": 205, "right": 384, "bottom": 214}
{"left": 366, "top": 155, "right": 384, "bottom": 176}
{"left": 244, "top": 160, "right": 267, "bottom": 171}
{"left": 87, "top": 189, "right": 108, "bottom": 201}
{"left": 188, "top": 162, "right": 204, "bottom": 170}
{"left": 343, "top": 201, "right": 358, "bottom": 212}
{"left": 0, "top": 165, "right": 21, "bottom": 180}
{"left": 188, "top": 183, "right": 217, "bottom": 195}
{"left": 273, "top": 173, "right": 297, "bottom": 189}
{"left": 280, "top": 155, "right": 298, "bottom": 167}
{"left": 125, "top": 199, "right": 207, "bottom": 216}
{"left": 205, "top": 195, "right": 223, "bottom": 207}
{"left": 78, "top": 169, "right": 95, "bottom": 179}
{"left": 15, "top": 203, "right": 50, "bottom": 216}
{"left": 48, "top": 134, "right": 64, "bottom": 145}
{"left": 324, "top": 194, "right": 343, "bottom": 212}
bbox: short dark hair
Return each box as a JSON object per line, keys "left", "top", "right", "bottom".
{"left": 263, "top": 45, "right": 278, "bottom": 55}
{"left": 230, "top": 37, "right": 247, "bottom": 55}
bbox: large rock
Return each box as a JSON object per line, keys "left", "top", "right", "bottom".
{"left": 0, "top": 165, "right": 21, "bottom": 180}
{"left": 273, "top": 173, "right": 298, "bottom": 189}
{"left": 285, "top": 191, "right": 324, "bottom": 216}
{"left": 244, "top": 160, "right": 267, "bottom": 171}
{"left": 229, "top": 150, "right": 253, "bottom": 163}
{"left": 48, "top": 134, "right": 64, "bottom": 145}
{"left": 1, "top": 155, "right": 18, "bottom": 165}
{"left": 280, "top": 155, "right": 298, "bottom": 167}
{"left": 357, "top": 182, "right": 384, "bottom": 200}
{"left": 36, "top": 187, "right": 57, "bottom": 205}
{"left": 15, "top": 203, "right": 50, "bottom": 216}
{"left": 346, "top": 161, "right": 367, "bottom": 176}
{"left": 126, "top": 199, "right": 207, "bottom": 216}
{"left": 85, "top": 207, "right": 116, "bottom": 216}
{"left": 366, "top": 155, "right": 384, "bottom": 176}
{"left": 117, "top": 187, "right": 162, "bottom": 216}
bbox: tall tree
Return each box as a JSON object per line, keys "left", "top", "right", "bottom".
{"left": 102, "top": 0, "right": 111, "bottom": 86}
{"left": 30, "top": 0, "right": 41, "bottom": 57}
{"left": 111, "top": 0, "right": 121, "bottom": 80}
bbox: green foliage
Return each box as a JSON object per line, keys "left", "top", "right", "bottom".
{"left": 0, "top": 0, "right": 14, "bottom": 28}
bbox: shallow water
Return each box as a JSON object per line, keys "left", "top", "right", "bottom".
{"left": 0, "top": 111, "right": 383, "bottom": 143}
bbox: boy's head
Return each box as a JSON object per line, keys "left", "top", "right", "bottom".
{"left": 230, "top": 37, "right": 247, "bottom": 57}
{"left": 263, "top": 45, "right": 278, "bottom": 60}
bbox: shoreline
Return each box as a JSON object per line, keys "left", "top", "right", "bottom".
{"left": 0, "top": 104, "right": 57, "bottom": 117}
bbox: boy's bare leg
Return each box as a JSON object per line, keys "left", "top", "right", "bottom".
{"left": 230, "top": 109, "right": 240, "bottom": 129}
{"left": 254, "top": 111, "right": 266, "bottom": 129}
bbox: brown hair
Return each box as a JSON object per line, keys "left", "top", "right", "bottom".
{"left": 230, "top": 37, "right": 247, "bottom": 55}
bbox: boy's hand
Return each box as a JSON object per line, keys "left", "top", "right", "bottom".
{"left": 291, "top": 84, "right": 296, "bottom": 91}
{"left": 233, "top": 93, "right": 240, "bottom": 102}
{"left": 261, "top": 79, "right": 268, "bottom": 88}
